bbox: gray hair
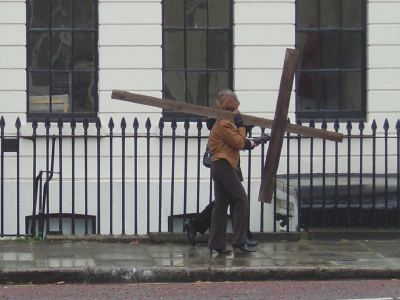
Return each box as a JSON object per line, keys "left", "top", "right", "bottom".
{"left": 216, "top": 89, "right": 238, "bottom": 104}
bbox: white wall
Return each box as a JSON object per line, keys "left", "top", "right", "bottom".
{"left": 368, "top": 0, "right": 400, "bottom": 128}
{"left": 0, "top": 0, "right": 400, "bottom": 234}
{"left": 99, "top": 0, "right": 163, "bottom": 124}
{"left": 0, "top": 0, "right": 26, "bottom": 126}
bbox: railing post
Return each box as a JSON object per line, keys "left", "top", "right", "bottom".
{"left": 31, "top": 120, "right": 38, "bottom": 236}
{"left": 334, "top": 120, "right": 340, "bottom": 227}
{"left": 260, "top": 127, "right": 266, "bottom": 232}
{"left": 247, "top": 126, "right": 253, "bottom": 227}
{"left": 108, "top": 118, "right": 114, "bottom": 235}
{"left": 196, "top": 120, "right": 202, "bottom": 214}
{"left": 96, "top": 117, "right": 102, "bottom": 234}
{"left": 358, "top": 120, "right": 364, "bottom": 226}
{"left": 183, "top": 120, "right": 189, "bottom": 226}
{"left": 383, "top": 119, "right": 389, "bottom": 227}
{"left": 296, "top": 119, "right": 302, "bottom": 231}
{"left": 37, "top": 119, "right": 52, "bottom": 237}
{"left": 371, "top": 120, "right": 377, "bottom": 228}
{"left": 321, "top": 120, "right": 327, "bottom": 228}
{"left": 346, "top": 120, "right": 352, "bottom": 227}
{"left": 309, "top": 119, "right": 315, "bottom": 227}
{"left": 120, "top": 118, "right": 126, "bottom": 235}
{"left": 169, "top": 120, "right": 177, "bottom": 232}
{"left": 145, "top": 118, "right": 151, "bottom": 234}
{"left": 83, "top": 119, "right": 89, "bottom": 235}
{"left": 44, "top": 119, "right": 50, "bottom": 234}
{"left": 70, "top": 119, "right": 76, "bottom": 235}
{"left": 158, "top": 118, "right": 164, "bottom": 232}
{"left": 57, "top": 119, "right": 63, "bottom": 233}
{"left": 15, "top": 118, "right": 21, "bottom": 236}
{"left": 133, "top": 118, "right": 139, "bottom": 234}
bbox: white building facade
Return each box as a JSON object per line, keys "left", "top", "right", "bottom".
{"left": 0, "top": 0, "right": 399, "bottom": 235}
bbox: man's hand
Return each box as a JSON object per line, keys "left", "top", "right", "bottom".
{"left": 233, "top": 112, "right": 245, "bottom": 128}
{"left": 243, "top": 138, "right": 256, "bottom": 150}
{"left": 246, "top": 125, "right": 255, "bottom": 134}
{"left": 252, "top": 133, "right": 271, "bottom": 145}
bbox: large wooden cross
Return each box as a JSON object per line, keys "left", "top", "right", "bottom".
{"left": 111, "top": 48, "right": 343, "bottom": 204}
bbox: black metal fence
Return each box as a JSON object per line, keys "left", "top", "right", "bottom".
{"left": 0, "top": 117, "right": 399, "bottom": 237}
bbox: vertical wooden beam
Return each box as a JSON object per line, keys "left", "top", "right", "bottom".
{"left": 258, "top": 48, "right": 299, "bottom": 203}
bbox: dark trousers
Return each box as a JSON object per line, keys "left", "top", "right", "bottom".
{"left": 191, "top": 201, "right": 253, "bottom": 238}
{"left": 208, "top": 159, "right": 249, "bottom": 249}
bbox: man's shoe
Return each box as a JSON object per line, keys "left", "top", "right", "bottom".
{"left": 245, "top": 238, "right": 259, "bottom": 247}
{"left": 183, "top": 220, "right": 197, "bottom": 246}
{"left": 209, "top": 248, "right": 232, "bottom": 255}
{"left": 233, "top": 243, "right": 256, "bottom": 253}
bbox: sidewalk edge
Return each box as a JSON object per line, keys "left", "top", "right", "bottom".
{"left": 1, "top": 266, "right": 400, "bottom": 284}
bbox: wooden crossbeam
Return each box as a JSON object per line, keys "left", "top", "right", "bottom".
{"left": 111, "top": 90, "right": 343, "bottom": 143}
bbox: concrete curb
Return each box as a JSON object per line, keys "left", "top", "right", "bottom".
{"left": 43, "top": 230, "right": 400, "bottom": 243}
{"left": 307, "top": 229, "right": 400, "bottom": 240}
{"left": 43, "top": 232, "right": 306, "bottom": 243}
{"left": 1, "top": 266, "right": 400, "bottom": 284}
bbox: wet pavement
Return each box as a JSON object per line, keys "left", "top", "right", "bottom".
{"left": 0, "top": 237, "right": 400, "bottom": 283}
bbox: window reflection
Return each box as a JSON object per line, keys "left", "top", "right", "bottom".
{"left": 74, "top": 0, "right": 95, "bottom": 29}
{"left": 51, "top": 32, "right": 72, "bottom": 70}
{"left": 164, "top": 71, "right": 185, "bottom": 102}
{"left": 29, "top": 72, "right": 50, "bottom": 113}
{"left": 187, "top": 30, "right": 206, "bottom": 69}
{"left": 296, "top": 0, "right": 365, "bottom": 118}
{"left": 73, "top": 72, "right": 95, "bottom": 113}
{"left": 51, "top": 0, "right": 72, "bottom": 29}
{"left": 164, "top": 0, "right": 184, "bottom": 27}
{"left": 163, "top": 0, "right": 232, "bottom": 110}
{"left": 186, "top": 0, "right": 207, "bottom": 28}
{"left": 73, "top": 33, "right": 95, "bottom": 70}
{"left": 29, "top": 32, "right": 50, "bottom": 69}
{"left": 164, "top": 31, "right": 185, "bottom": 69}
{"left": 27, "top": 0, "right": 97, "bottom": 116}
{"left": 208, "top": 72, "right": 229, "bottom": 107}
{"left": 29, "top": 0, "right": 49, "bottom": 28}
{"left": 187, "top": 72, "right": 207, "bottom": 105}
{"left": 208, "top": 31, "right": 229, "bottom": 69}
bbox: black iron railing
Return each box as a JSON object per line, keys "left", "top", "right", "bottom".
{"left": 0, "top": 117, "right": 399, "bottom": 237}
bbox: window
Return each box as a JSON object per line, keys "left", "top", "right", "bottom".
{"left": 162, "top": 0, "right": 233, "bottom": 118}
{"left": 27, "top": 0, "right": 98, "bottom": 120}
{"left": 295, "top": 0, "right": 366, "bottom": 120}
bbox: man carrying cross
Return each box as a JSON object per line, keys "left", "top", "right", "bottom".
{"left": 183, "top": 112, "right": 269, "bottom": 248}
{"left": 111, "top": 48, "right": 344, "bottom": 238}
{"left": 207, "top": 89, "right": 260, "bottom": 254}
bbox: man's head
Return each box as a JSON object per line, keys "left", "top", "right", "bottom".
{"left": 216, "top": 89, "right": 240, "bottom": 112}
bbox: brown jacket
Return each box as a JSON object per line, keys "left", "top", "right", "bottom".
{"left": 208, "top": 119, "right": 250, "bottom": 169}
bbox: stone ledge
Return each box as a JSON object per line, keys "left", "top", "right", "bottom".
{"left": 42, "top": 232, "right": 306, "bottom": 243}
{"left": 1, "top": 266, "right": 400, "bottom": 284}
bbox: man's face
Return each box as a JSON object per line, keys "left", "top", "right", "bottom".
{"left": 218, "top": 95, "right": 238, "bottom": 112}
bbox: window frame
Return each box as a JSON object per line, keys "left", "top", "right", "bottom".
{"left": 26, "top": 0, "right": 99, "bottom": 122}
{"left": 161, "top": 0, "right": 234, "bottom": 121}
{"left": 295, "top": 0, "right": 367, "bottom": 122}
